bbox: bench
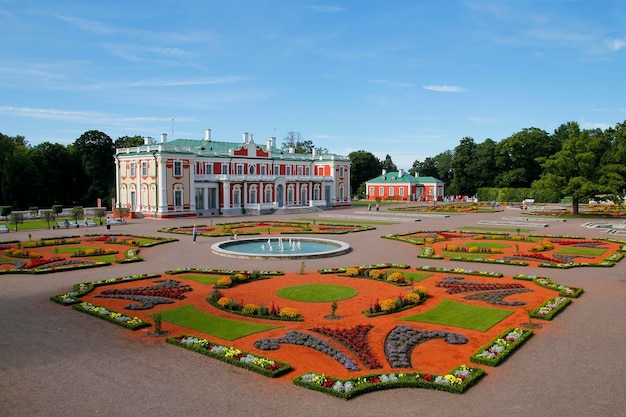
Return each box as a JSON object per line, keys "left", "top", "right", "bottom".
{"left": 84, "top": 220, "right": 98, "bottom": 227}
{"left": 0, "top": 225, "right": 8, "bottom": 233}
{"left": 57, "top": 221, "right": 79, "bottom": 229}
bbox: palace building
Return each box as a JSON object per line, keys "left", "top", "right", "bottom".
{"left": 113, "top": 129, "right": 351, "bottom": 218}
{"left": 365, "top": 169, "right": 444, "bottom": 202}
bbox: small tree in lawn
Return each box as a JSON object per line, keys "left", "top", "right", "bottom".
{"left": 10, "top": 213, "right": 24, "bottom": 231}
{"left": 93, "top": 207, "right": 106, "bottom": 225}
{"left": 42, "top": 210, "right": 55, "bottom": 229}
{"left": 0, "top": 206, "right": 11, "bottom": 221}
{"left": 330, "top": 300, "right": 338, "bottom": 318}
{"left": 71, "top": 206, "right": 84, "bottom": 223}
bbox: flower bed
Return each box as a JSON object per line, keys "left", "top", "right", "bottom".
{"left": 207, "top": 289, "right": 304, "bottom": 321}
{"left": 167, "top": 335, "right": 291, "bottom": 378}
{"left": 255, "top": 330, "right": 361, "bottom": 371}
{"left": 418, "top": 265, "right": 503, "bottom": 278}
{"left": 363, "top": 287, "right": 428, "bottom": 317}
{"left": 470, "top": 327, "right": 533, "bottom": 366}
{"left": 309, "top": 324, "right": 382, "bottom": 369}
{"left": 513, "top": 274, "right": 583, "bottom": 297}
{"left": 435, "top": 276, "right": 527, "bottom": 296}
{"left": 294, "top": 364, "right": 485, "bottom": 399}
{"left": 384, "top": 325, "right": 468, "bottom": 368}
{"left": 50, "top": 273, "right": 162, "bottom": 305}
{"left": 95, "top": 279, "right": 192, "bottom": 310}
{"left": 72, "top": 302, "right": 150, "bottom": 330}
{"left": 317, "top": 263, "right": 410, "bottom": 275}
{"left": 530, "top": 296, "right": 571, "bottom": 320}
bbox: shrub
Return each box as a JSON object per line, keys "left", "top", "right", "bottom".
{"left": 345, "top": 267, "right": 360, "bottom": 277}
{"left": 379, "top": 299, "right": 396, "bottom": 312}
{"left": 279, "top": 307, "right": 301, "bottom": 318}
{"left": 216, "top": 276, "right": 233, "bottom": 287}
{"left": 242, "top": 303, "right": 259, "bottom": 315}
{"left": 387, "top": 272, "right": 405, "bottom": 283}
{"left": 368, "top": 269, "right": 386, "bottom": 279}
{"left": 217, "top": 297, "right": 232, "bottom": 307}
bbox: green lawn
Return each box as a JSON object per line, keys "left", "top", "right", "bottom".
{"left": 176, "top": 274, "right": 224, "bottom": 285}
{"left": 556, "top": 247, "right": 606, "bottom": 256}
{"left": 389, "top": 270, "right": 431, "bottom": 283}
{"left": 154, "top": 304, "right": 281, "bottom": 341}
{"left": 276, "top": 284, "right": 358, "bottom": 302}
{"left": 402, "top": 299, "right": 515, "bottom": 331}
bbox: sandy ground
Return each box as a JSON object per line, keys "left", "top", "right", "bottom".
{"left": 1, "top": 204, "right": 625, "bottom": 417}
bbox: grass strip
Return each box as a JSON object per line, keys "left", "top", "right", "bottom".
{"left": 156, "top": 304, "right": 281, "bottom": 340}
{"left": 402, "top": 299, "right": 514, "bottom": 331}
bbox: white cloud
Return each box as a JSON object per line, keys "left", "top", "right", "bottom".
{"left": 607, "top": 38, "right": 626, "bottom": 51}
{"left": 423, "top": 85, "right": 466, "bottom": 93}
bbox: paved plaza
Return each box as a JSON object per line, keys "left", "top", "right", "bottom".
{"left": 1, "top": 205, "right": 625, "bottom": 416}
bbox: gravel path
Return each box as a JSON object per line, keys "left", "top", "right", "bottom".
{"left": 1, "top": 205, "right": 625, "bottom": 417}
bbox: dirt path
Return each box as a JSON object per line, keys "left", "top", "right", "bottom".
{"left": 1, "top": 205, "right": 625, "bottom": 416}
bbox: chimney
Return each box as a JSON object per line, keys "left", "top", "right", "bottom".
{"left": 415, "top": 172, "right": 419, "bottom": 178}
{"left": 289, "top": 147, "right": 295, "bottom": 154}
{"left": 205, "top": 129, "right": 211, "bottom": 141}
{"left": 399, "top": 168, "right": 404, "bottom": 177}
{"left": 243, "top": 132, "right": 249, "bottom": 143}
{"left": 267, "top": 138, "right": 273, "bottom": 150}
{"left": 312, "top": 148, "right": 316, "bottom": 158}
{"left": 161, "top": 133, "right": 167, "bottom": 143}
{"left": 143, "top": 137, "right": 151, "bottom": 145}
{"left": 382, "top": 169, "right": 387, "bottom": 175}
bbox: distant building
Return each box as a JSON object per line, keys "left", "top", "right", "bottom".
{"left": 365, "top": 169, "right": 444, "bottom": 202}
{"left": 114, "top": 130, "right": 351, "bottom": 218}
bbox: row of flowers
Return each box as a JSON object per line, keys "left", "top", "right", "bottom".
{"left": 294, "top": 364, "right": 485, "bottom": 399}
{"left": 207, "top": 289, "right": 303, "bottom": 321}
{"left": 364, "top": 287, "right": 429, "bottom": 317}
{"left": 1, "top": 258, "right": 110, "bottom": 274}
{"left": 513, "top": 274, "right": 583, "bottom": 298}
{"left": 95, "top": 279, "right": 193, "bottom": 310}
{"left": 470, "top": 327, "right": 533, "bottom": 366}
{"left": 83, "top": 233, "right": 179, "bottom": 247}
{"left": 4, "top": 248, "right": 41, "bottom": 258}
{"left": 310, "top": 325, "right": 382, "bottom": 369}
{"left": 384, "top": 326, "right": 469, "bottom": 368}
{"left": 435, "top": 276, "right": 526, "bottom": 295}
{"left": 165, "top": 267, "right": 284, "bottom": 278}
{"left": 167, "top": 335, "right": 291, "bottom": 378}
{"left": 255, "top": 330, "right": 361, "bottom": 371}
{"left": 72, "top": 301, "right": 150, "bottom": 330}
{"left": 70, "top": 248, "right": 118, "bottom": 257}
{"left": 417, "top": 265, "right": 503, "bottom": 278}
{"left": 530, "top": 296, "right": 571, "bottom": 320}
{"left": 318, "top": 263, "right": 410, "bottom": 275}
{"left": 50, "top": 273, "right": 162, "bottom": 305}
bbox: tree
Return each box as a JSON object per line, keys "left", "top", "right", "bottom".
{"left": 71, "top": 130, "right": 115, "bottom": 206}
{"left": 9, "top": 212, "right": 23, "bottom": 232}
{"left": 115, "top": 135, "right": 145, "bottom": 148}
{"left": 70, "top": 206, "right": 84, "bottom": 222}
{"left": 42, "top": 210, "right": 55, "bottom": 229}
{"left": 533, "top": 122, "right": 612, "bottom": 215}
{"left": 348, "top": 150, "right": 382, "bottom": 197}
{"left": 494, "top": 128, "right": 556, "bottom": 188}
{"left": 381, "top": 154, "right": 397, "bottom": 173}
{"left": 449, "top": 137, "right": 479, "bottom": 196}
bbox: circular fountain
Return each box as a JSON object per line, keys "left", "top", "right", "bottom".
{"left": 211, "top": 236, "right": 351, "bottom": 259}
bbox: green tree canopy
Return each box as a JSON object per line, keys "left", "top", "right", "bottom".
{"left": 349, "top": 150, "right": 381, "bottom": 197}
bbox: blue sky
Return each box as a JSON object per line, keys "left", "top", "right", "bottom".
{"left": 1, "top": 1, "right": 625, "bottom": 169}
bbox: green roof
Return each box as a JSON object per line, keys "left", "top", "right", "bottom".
{"left": 367, "top": 171, "right": 442, "bottom": 184}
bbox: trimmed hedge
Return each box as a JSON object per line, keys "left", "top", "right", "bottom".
{"left": 167, "top": 335, "right": 291, "bottom": 378}
{"left": 293, "top": 365, "right": 485, "bottom": 399}
{"left": 470, "top": 327, "right": 533, "bottom": 367}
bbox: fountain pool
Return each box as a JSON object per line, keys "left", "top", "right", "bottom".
{"left": 211, "top": 237, "right": 351, "bottom": 259}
